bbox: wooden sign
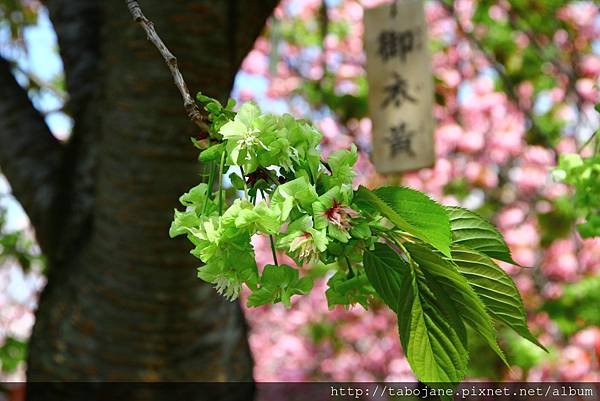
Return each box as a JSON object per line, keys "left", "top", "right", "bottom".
{"left": 364, "top": 0, "right": 434, "bottom": 174}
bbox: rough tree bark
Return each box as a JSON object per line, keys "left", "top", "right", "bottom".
{"left": 0, "top": 0, "right": 278, "bottom": 400}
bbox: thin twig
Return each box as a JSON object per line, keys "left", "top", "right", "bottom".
{"left": 577, "top": 129, "right": 598, "bottom": 153}
{"left": 125, "top": 0, "right": 210, "bottom": 132}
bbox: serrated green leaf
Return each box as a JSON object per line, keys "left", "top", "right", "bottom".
{"left": 363, "top": 243, "right": 467, "bottom": 383}
{"left": 398, "top": 257, "right": 468, "bottom": 383}
{"left": 450, "top": 245, "right": 547, "bottom": 351}
{"left": 363, "top": 243, "right": 410, "bottom": 311}
{"left": 355, "top": 186, "right": 451, "bottom": 257}
{"left": 447, "top": 206, "right": 520, "bottom": 266}
{"left": 261, "top": 263, "right": 297, "bottom": 287}
{"left": 406, "top": 243, "right": 508, "bottom": 367}
{"left": 246, "top": 287, "right": 273, "bottom": 307}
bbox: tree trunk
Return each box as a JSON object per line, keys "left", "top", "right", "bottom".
{"left": 20, "top": 1, "right": 278, "bottom": 399}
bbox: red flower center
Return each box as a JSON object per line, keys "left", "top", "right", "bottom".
{"left": 324, "top": 201, "right": 358, "bottom": 230}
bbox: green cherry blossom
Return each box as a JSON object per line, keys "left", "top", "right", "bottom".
{"left": 278, "top": 215, "right": 328, "bottom": 266}
{"left": 219, "top": 102, "right": 269, "bottom": 174}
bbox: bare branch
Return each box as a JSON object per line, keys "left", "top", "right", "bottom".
{"left": 125, "top": 0, "right": 210, "bottom": 133}
{"left": 0, "top": 56, "right": 64, "bottom": 253}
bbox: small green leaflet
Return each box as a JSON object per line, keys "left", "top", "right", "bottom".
{"left": 325, "top": 271, "right": 373, "bottom": 309}
{"left": 450, "top": 245, "right": 547, "bottom": 351}
{"left": 199, "top": 143, "right": 225, "bottom": 162}
{"left": 447, "top": 206, "right": 520, "bottom": 266}
{"left": 355, "top": 186, "right": 451, "bottom": 257}
{"left": 0, "top": 337, "right": 26, "bottom": 373}
{"left": 363, "top": 243, "right": 467, "bottom": 383}
{"left": 247, "top": 264, "right": 313, "bottom": 308}
{"left": 405, "top": 243, "right": 509, "bottom": 367}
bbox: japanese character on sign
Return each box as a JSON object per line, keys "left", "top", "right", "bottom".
{"left": 377, "top": 29, "right": 415, "bottom": 62}
{"left": 386, "top": 122, "right": 415, "bottom": 157}
{"left": 381, "top": 72, "right": 417, "bottom": 108}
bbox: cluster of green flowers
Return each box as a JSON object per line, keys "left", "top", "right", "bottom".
{"left": 171, "top": 94, "right": 545, "bottom": 386}
{"left": 170, "top": 96, "right": 381, "bottom": 307}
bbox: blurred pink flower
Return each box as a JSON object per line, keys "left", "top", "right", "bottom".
{"left": 558, "top": 345, "right": 591, "bottom": 380}
{"left": 457, "top": 130, "right": 485, "bottom": 153}
{"left": 572, "top": 328, "right": 600, "bottom": 350}
{"left": 579, "top": 238, "right": 600, "bottom": 274}
{"left": 543, "top": 239, "right": 579, "bottom": 282}
{"left": 580, "top": 55, "right": 600, "bottom": 76}
{"left": 575, "top": 78, "right": 599, "bottom": 102}
{"left": 242, "top": 50, "right": 269, "bottom": 75}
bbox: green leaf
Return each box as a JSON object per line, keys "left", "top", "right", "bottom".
{"left": 363, "top": 243, "right": 410, "bottom": 311}
{"left": 325, "top": 270, "right": 374, "bottom": 309}
{"left": 247, "top": 264, "right": 313, "bottom": 308}
{"left": 0, "top": 337, "right": 26, "bottom": 373}
{"left": 397, "top": 256, "right": 468, "bottom": 383}
{"left": 196, "top": 92, "right": 220, "bottom": 105}
{"left": 199, "top": 143, "right": 225, "bottom": 162}
{"left": 228, "top": 172, "right": 245, "bottom": 190}
{"left": 406, "top": 243, "right": 508, "bottom": 367}
{"left": 363, "top": 243, "right": 467, "bottom": 383}
{"left": 447, "top": 206, "right": 520, "bottom": 266}
{"left": 450, "top": 245, "right": 547, "bottom": 351}
{"left": 355, "top": 186, "right": 451, "bottom": 257}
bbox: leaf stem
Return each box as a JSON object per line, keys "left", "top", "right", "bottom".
{"left": 380, "top": 231, "right": 418, "bottom": 270}
{"left": 394, "top": 239, "right": 418, "bottom": 270}
{"left": 239, "top": 165, "right": 248, "bottom": 200}
{"left": 577, "top": 129, "right": 598, "bottom": 153}
{"left": 203, "top": 161, "right": 217, "bottom": 214}
{"left": 306, "top": 163, "right": 315, "bottom": 186}
{"left": 344, "top": 256, "right": 354, "bottom": 278}
{"left": 218, "top": 151, "right": 226, "bottom": 215}
{"left": 258, "top": 188, "right": 279, "bottom": 266}
{"left": 269, "top": 235, "right": 279, "bottom": 266}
